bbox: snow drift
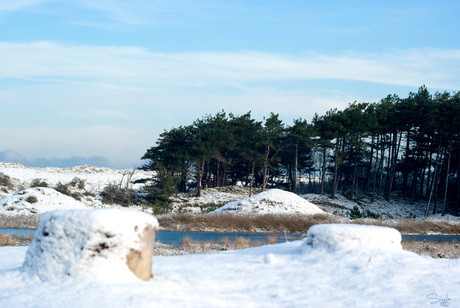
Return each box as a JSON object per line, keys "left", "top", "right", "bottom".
{"left": 305, "top": 224, "right": 402, "bottom": 252}
{"left": 0, "top": 187, "right": 88, "bottom": 215}
{"left": 1, "top": 223, "right": 458, "bottom": 307}
{"left": 210, "top": 189, "right": 325, "bottom": 215}
{"left": 23, "top": 208, "right": 159, "bottom": 282}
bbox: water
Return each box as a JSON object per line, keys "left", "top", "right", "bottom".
{"left": 0, "top": 228, "right": 36, "bottom": 237}
{"left": 1, "top": 229, "right": 459, "bottom": 245}
{"left": 401, "top": 234, "right": 460, "bottom": 243}
{"left": 0, "top": 228, "right": 302, "bottom": 245}
{"left": 156, "top": 231, "right": 302, "bottom": 246}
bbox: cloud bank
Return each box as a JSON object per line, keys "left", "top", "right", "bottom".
{"left": 1, "top": 41, "right": 459, "bottom": 90}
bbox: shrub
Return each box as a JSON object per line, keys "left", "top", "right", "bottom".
{"left": 0, "top": 173, "right": 13, "bottom": 189}
{"left": 70, "top": 177, "right": 86, "bottom": 190}
{"left": 148, "top": 200, "right": 174, "bottom": 215}
{"left": 30, "top": 179, "right": 48, "bottom": 188}
{"left": 54, "top": 182, "right": 84, "bottom": 201}
{"left": 0, "top": 234, "right": 33, "bottom": 246}
{"left": 101, "top": 183, "right": 135, "bottom": 206}
{"left": 26, "top": 196, "right": 38, "bottom": 204}
{"left": 199, "top": 203, "right": 221, "bottom": 213}
{"left": 55, "top": 182, "right": 71, "bottom": 196}
{"left": 349, "top": 206, "right": 362, "bottom": 219}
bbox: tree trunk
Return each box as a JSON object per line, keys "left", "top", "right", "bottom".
{"left": 294, "top": 141, "right": 298, "bottom": 194}
{"left": 426, "top": 136, "right": 443, "bottom": 216}
{"left": 371, "top": 135, "right": 380, "bottom": 202}
{"left": 249, "top": 161, "right": 255, "bottom": 197}
{"left": 384, "top": 133, "right": 396, "bottom": 201}
{"left": 442, "top": 138, "right": 453, "bottom": 216}
{"left": 365, "top": 135, "right": 374, "bottom": 192}
{"left": 456, "top": 149, "right": 460, "bottom": 215}
{"left": 262, "top": 145, "right": 270, "bottom": 191}
{"left": 331, "top": 138, "right": 340, "bottom": 199}
{"left": 402, "top": 130, "right": 411, "bottom": 196}
{"left": 196, "top": 159, "right": 205, "bottom": 197}
{"left": 351, "top": 159, "right": 358, "bottom": 201}
{"left": 320, "top": 148, "right": 327, "bottom": 195}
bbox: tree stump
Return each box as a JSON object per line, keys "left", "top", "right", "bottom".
{"left": 23, "top": 208, "right": 159, "bottom": 282}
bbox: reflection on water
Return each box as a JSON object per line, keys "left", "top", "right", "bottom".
{"left": 1, "top": 229, "right": 459, "bottom": 246}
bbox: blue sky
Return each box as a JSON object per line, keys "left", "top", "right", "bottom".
{"left": 1, "top": 1, "right": 459, "bottom": 168}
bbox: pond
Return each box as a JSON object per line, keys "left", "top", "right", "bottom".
{"left": 1, "top": 228, "right": 459, "bottom": 245}
{"left": 0, "top": 228, "right": 302, "bottom": 246}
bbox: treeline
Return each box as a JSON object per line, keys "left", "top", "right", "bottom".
{"left": 141, "top": 86, "right": 460, "bottom": 215}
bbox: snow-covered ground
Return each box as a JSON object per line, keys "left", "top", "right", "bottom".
{"left": 0, "top": 162, "right": 154, "bottom": 214}
{"left": 210, "top": 189, "right": 325, "bottom": 215}
{"left": 0, "top": 187, "right": 88, "bottom": 215}
{"left": 0, "top": 162, "right": 153, "bottom": 197}
{"left": 1, "top": 223, "right": 458, "bottom": 307}
{"left": 1, "top": 162, "right": 459, "bottom": 221}
{"left": 1, "top": 164, "right": 459, "bottom": 306}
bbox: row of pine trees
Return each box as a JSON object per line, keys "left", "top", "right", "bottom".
{"left": 141, "top": 86, "right": 460, "bottom": 215}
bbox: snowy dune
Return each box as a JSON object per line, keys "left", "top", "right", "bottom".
{"left": 1, "top": 162, "right": 459, "bottom": 306}
{"left": 0, "top": 224, "right": 458, "bottom": 307}
{"left": 210, "top": 189, "right": 325, "bottom": 215}
{"left": 0, "top": 162, "right": 153, "bottom": 195}
{"left": 0, "top": 187, "right": 89, "bottom": 215}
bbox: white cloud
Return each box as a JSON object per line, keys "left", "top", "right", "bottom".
{"left": 1, "top": 41, "right": 459, "bottom": 90}
{"left": 1, "top": 41, "right": 459, "bottom": 167}
{"left": 0, "top": 0, "right": 50, "bottom": 12}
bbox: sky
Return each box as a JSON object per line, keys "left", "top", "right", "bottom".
{"left": 1, "top": 0, "right": 460, "bottom": 169}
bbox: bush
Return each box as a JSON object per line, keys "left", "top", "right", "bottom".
{"left": 199, "top": 203, "right": 221, "bottom": 213}
{"left": 70, "top": 177, "right": 86, "bottom": 190}
{"left": 0, "top": 173, "right": 13, "bottom": 190}
{"left": 349, "top": 206, "right": 362, "bottom": 219}
{"left": 55, "top": 182, "right": 71, "bottom": 196}
{"left": 30, "top": 179, "right": 48, "bottom": 188}
{"left": 349, "top": 206, "right": 381, "bottom": 220}
{"left": 148, "top": 200, "right": 174, "bottom": 215}
{"left": 26, "top": 196, "right": 38, "bottom": 204}
{"left": 101, "top": 183, "right": 135, "bottom": 206}
{"left": 55, "top": 182, "right": 82, "bottom": 201}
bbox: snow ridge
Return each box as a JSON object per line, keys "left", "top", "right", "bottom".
{"left": 210, "top": 189, "right": 325, "bottom": 215}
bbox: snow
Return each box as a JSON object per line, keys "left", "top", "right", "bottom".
{"left": 1, "top": 223, "right": 459, "bottom": 307}
{"left": 210, "top": 189, "right": 325, "bottom": 215}
{"left": 0, "top": 187, "right": 89, "bottom": 215}
{"left": 0, "top": 162, "right": 153, "bottom": 196}
{"left": 0, "top": 162, "right": 154, "bottom": 215}
{"left": 23, "top": 208, "right": 158, "bottom": 283}
{"left": 1, "top": 162, "right": 457, "bottom": 220}
{"left": 305, "top": 224, "right": 402, "bottom": 252}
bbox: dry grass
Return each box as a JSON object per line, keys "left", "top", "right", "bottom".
{"left": 0, "top": 234, "right": 33, "bottom": 246}
{"left": 158, "top": 213, "right": 341, "bottom": 233}
{"left": 0, "top": 213, "right": 39, "bottom": 229}
{"left": 158, "top": 213, "right": 460, "bottom": 235}
{"left": 155, "top": 235, "right": 271, "bottom": 256}
{"left": 402, "top": 240, "right": 460, "bottom": 259}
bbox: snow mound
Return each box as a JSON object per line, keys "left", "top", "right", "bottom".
{"left": 210, "top": 189, "right": 325, "bottom": 215}
{"left": 305, "top": 224, "right": 402, "bottom": 252}
{"left": 0, "top": 187, "right": 88, "bottom": 215}
{"left": 23, "top": 208, "right": 159, "bottom": 282}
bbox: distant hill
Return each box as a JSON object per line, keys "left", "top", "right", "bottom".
{"left": 0, "top": 150, "right": 28, "bottom": 165}
{"left": 0, "top": 149, "right": 110, "bottom": 168}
